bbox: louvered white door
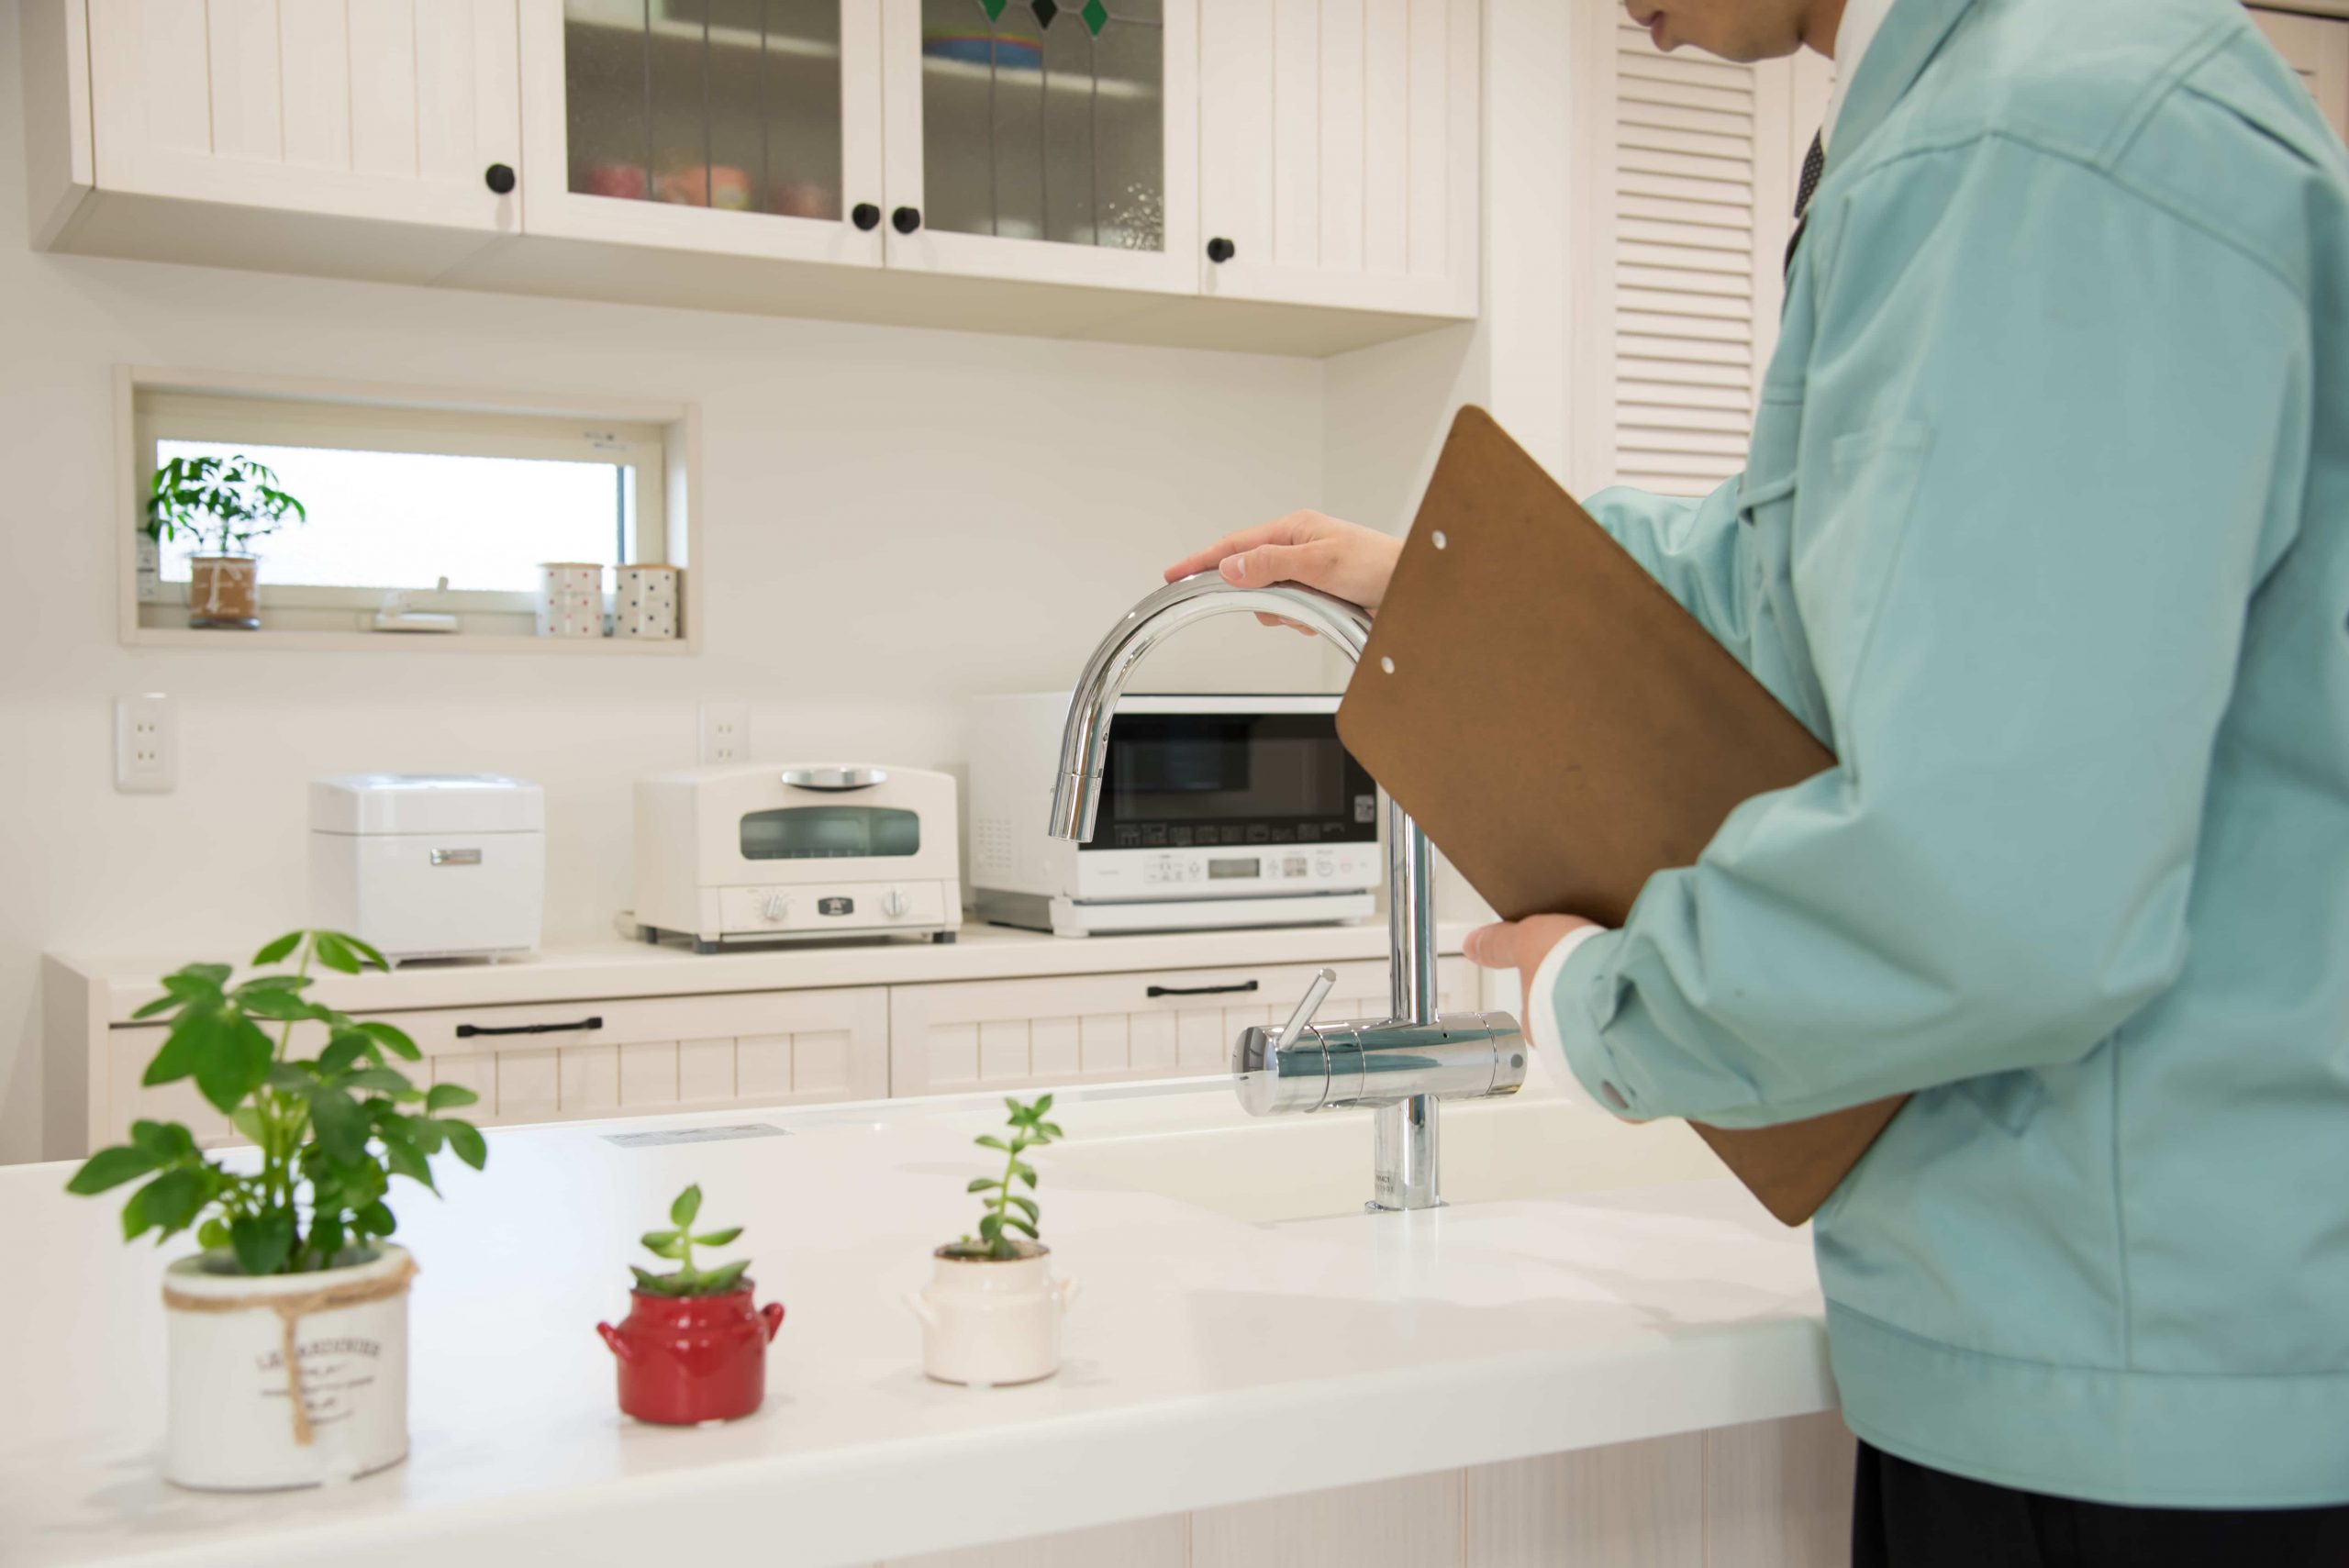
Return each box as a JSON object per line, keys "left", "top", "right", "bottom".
{"left": 2251, "top": 8, "right": 2349, "bottom": 142}
{"left": 86, "top": 0, "right": 522, "bottom": 232}
{"left": 1197, "top": 0, "right": 1480, "bottom": 318}
{"left": 1569, "top": 10, "right": 1802, "bottom": 498}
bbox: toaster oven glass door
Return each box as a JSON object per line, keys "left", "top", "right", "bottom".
{"left": 741, "top": 806, "right": 920, "bottom": 860}
{"left": 1090, "top": 714, "right": 1378, "bottom": 851}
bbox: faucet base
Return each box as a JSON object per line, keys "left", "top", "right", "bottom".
{"left": 1369, "top": 1095, "right": 1442, "bottom": 1211}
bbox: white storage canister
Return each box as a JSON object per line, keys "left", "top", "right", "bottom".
{"left": 307, "top": 774, "right": 546, "bottom": 964}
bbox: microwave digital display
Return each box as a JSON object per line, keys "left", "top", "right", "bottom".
{"left": 740, "top": 806, "right": 920, "bottom": 860}
{"left": 1091, "top": 713, "right": 1378, "bottom": 851}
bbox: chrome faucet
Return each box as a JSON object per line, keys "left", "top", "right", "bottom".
{"left": 1046, "top": 572, "right": 1528, "bottom": 1211}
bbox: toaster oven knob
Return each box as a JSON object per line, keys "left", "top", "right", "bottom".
{"left": 882, "top": 887, "right": 908, "bottom": 918}
{"left": 763, "top": 893, "right": 790, "bottom": 921}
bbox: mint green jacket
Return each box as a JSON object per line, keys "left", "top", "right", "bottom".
{"left": 1548, "top": 0, "right": 2349, "bottom": 1507}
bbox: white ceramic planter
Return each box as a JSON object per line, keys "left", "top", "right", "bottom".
{"left": 161, "top": 1245, "right": 414, "bottom": 1491}
{"left": 905, "top": 1244, "right": 1078, "bottom": 1387}
{"left": 612, "top": 563, "right": 680, "bottom": 639}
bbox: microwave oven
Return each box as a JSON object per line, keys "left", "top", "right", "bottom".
{"left": 966, "top": 694, "right": 1381, "bottom": 938}
{"left": 633, "top": 762, "right": 962, "bottom": 951}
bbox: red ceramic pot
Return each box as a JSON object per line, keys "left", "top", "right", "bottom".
{"left": 596, "top": 1286, "right": 785, "bottom": 1425}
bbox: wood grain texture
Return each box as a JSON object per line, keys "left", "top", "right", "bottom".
{"left": 1705, "top": 1414, "right": 1855, "bottom": 1568}
{"left": 1466, "top": 1435, "right": 1704, "bottom": 1568}
{"left": 1194, "top": 1468, "right": 1463, "bottom": 1568}
{"left": 885, "top": 1515, "right": 1186, "bottom": 1568}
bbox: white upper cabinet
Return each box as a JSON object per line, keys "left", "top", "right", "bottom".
{"left": 85, "top": 0, "right": 523, "bottom": 232}
{"left": 878, "top": 0, "right": 1198, "bottom": 293}
{"left": 2250, "top": 7, "right": 2349, "bottom": 143}
{"left": 1197, "top": 0, "right": 1478, "bottom": 318}
{"left": 518, "top": 0, "right": 885, "bottom": 265}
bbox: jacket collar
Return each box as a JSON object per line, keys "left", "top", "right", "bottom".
{"left": 1827, "top": 0, "right": 1980, "bottom": 165}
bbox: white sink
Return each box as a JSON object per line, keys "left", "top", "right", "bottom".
{"left": 1034, "top": 1093, "right": 1725, "bottom": 1223}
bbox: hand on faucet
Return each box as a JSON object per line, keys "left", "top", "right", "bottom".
{"left": 1162, "top": 511, "right": 1403, "bottom": 633}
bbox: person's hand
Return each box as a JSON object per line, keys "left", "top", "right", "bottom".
{"left": 1163, "top": 511, "right": 1403, "bottom": 632}
{"left": 1464, "top": 914, "right": 1600, "bottom": 1018}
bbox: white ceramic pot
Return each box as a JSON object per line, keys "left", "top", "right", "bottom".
{"left": 612, "top": 563, "right": 680, "bottom": 639}
{"left": 161, "top": 1245, "right": 414, "bottom": 1491}
{"left": 536, "top": 562, "right": 605, "bottom": 639}
{"left": 905, "top": 1244, "right": 1078, "bottom": 1387}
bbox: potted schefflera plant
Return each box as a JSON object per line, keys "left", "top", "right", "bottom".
{"left": 905, "top": 1095, "right": 1078, "bottom": 1387}
{"left": 65, "top": 929, "right": 484, "bottom": 1492}
{"left": 598, "top": 1185, "right": 785, "bottom": 1425}
{"left": 144, "top": 453, "right": 306, "bottom": 628}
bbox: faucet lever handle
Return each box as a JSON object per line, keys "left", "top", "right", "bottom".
{"left": 1276, "top": 967, "right": 1338, "bottom": 1046}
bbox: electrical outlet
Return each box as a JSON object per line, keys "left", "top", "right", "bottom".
{"left": 115, "top": 694, "right": 177, "bottom": 794}
{"left": 698, "top": 702, "right": 750, "bottom": 765}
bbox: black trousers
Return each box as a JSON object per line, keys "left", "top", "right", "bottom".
{"left": 1852, "top": 1441, "right": 2349, "bottom": 1568}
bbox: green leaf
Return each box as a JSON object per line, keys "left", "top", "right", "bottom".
{"left": 229, "top": 1106, "right": 267, "bottom": 1145}
{"left": 1003, "top": 1217, "right": 1038, "bottom": 1239}
{"left": 198, "top": 1217, "right": 231, "bottom": 1250}
{"left": 235, "top": 987, "right": 317, "bottom": 1022}
{"left": 234, "top": 973, "right": 311, "bottom": 995}
{"left": 229, "top": 1210, "right": 296, "bottom": 1275}
{"left": 343, "top": 1067, "right": 420, "bottom": 1099}
{"left": 670, "top": 1184, "right": 702, "bottom": 1228}
{"left": 252, "top": 931, "right": 303, "bottom": 965}
{"left": 640, "top": 1230, "right": 684, "bottom": 1259}
{"left": 1010, "top": 1162, "right": 1037, "bottom": 1186}
{"left": 977, "top": 1213, "right": 1004, "bottom": 1242}
{"left": 629, "top": 1264, "right": 669, "bottom": 1293}
{"left": 1033, "top": 1094, "right": 1052, "bottom": 1115}
{"left": 334, "top": 932, "right": 390, "bottom": 972}
{"left": 123, "top": 1168, "right": 205, "bottom": 1242}
{"left": 1007, "top": 1194, "right": 1039, "bottom": 1223}
{"left": 974, "top": 1135, "right": 1011, "bottom": 1152}
{"left": 355, "top": 1201, "right": 397, "bottom": 1237}
{"left": 381, "top": 1134, "right": 436, "bottom": 1191}
{"left": 139, "top": 1008, "right": 212, "bottom": 1087}
{"left": 307, "top": 1086, "right": 367, "bottom": 1163}
{"left": 696, "top": 1260, "right": 751, "bottom": 1296}
{"left": 424, "top": 1083, "right": 479, "bottom": 1113}
{"left": 439, "top": 1120, "right": 486, "bottom": 1171}
{"left": 692, "top": 1226, "right": 741, "bottom": 1247}
{"left": 966, "top": 1176, "right": 999, "bottom": 1194}
{"left": 66, "top": 1144, "right": 157, "bottom": 1195}
{"left": 194, "top": 1012, "right": 275, "bottom": 1115}
{"left": 130, "top": 993, "right": 184, "bottom": 1020}
{"left": 318, "top": 1031, "right": 373, "bottom": 1076}
{"left": 408, "top": 1118, "right": 446, "bottom": 1153}
{"left": 1039, "top": 1123, "right": 1065, "bottom": 1140}
{"left": 129, "top": 1119, "right": 197, "bottom": 1162}
{"left": 312, "top": 933, "right": 362, "bottom": 974}
{"left": 266, "top": 1062, "right": 316, "bottom": 1092}
{"left": 358, "top": 1021, "right": 420, "bottom": 1062}
{"left": 178, "top": 963, "right": 232, "bottom": 989}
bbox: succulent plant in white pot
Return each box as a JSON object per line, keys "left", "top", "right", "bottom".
{"left": 905, "top": 1095, "right": 1078, "bottom": 1387}
{"left": 66, "top": 929, "right": 485, "bottom": 1491}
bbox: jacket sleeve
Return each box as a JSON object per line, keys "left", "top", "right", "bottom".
{"left": 1581, "top": 479, "right": 1760, "bottom": 666}
{"left": 1545, "top": 139, "right": 2307, "bottom": 1129}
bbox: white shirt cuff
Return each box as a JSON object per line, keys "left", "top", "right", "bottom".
{"left": 1523, "top": 926, "right": 1612, "bottom": 1113}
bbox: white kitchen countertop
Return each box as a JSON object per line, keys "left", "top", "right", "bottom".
{"left": 52, "top": 920, "right": 1482, "bottom": 1023}
{"left": 0, "top": 1081, "right": 1832, "bottom": 1568}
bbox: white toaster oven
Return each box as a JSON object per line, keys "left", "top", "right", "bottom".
{"left": 966, "top": 694, "right": 1382, "bottom": 937}
{"left": 633, "top": 763, "right": 961, "bottom": 951}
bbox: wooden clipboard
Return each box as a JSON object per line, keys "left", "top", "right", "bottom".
{"left": 1337, "top": 406, "right": 1905, "bottom": 1226}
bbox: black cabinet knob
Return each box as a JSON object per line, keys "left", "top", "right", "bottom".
{"left": 1206, "top": 236, "right": 1236, "bottom": 263}
{"left": 852, "top": 202, "right": 882, "bottom": 231}
{"left": 892, "top": 205, "right": 923, "bottom": 235}
{"left": 484, "top": 163, "right": 517, "bottom": 195}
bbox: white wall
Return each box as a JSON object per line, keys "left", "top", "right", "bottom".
{"left": 0, "top": 32, "right": 1339, "bottom": 1163}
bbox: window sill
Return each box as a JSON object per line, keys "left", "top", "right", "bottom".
{"left": 124, "top": 627, "right": 698, "bottom": 655}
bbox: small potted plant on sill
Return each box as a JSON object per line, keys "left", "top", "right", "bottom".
{"left": 144, "top": 453, "right": 306, "bottom": 629}
{"left": 64, "top": 929, "right": 485, "bottom": 1492}
{"left": 906, "top": 1095, "right": 1078, "bottom": 1387}
{"left": 598, "top": 1184, "right": 785, "bottom": 1425}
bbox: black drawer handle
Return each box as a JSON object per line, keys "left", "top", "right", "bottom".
{"left": 454, "top": 1016, "right": 603, "bottom": 1039}
{"left": 1145, "top": 981, "right": 1260, "bottom": 998}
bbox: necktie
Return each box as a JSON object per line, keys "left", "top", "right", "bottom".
{"left": 1785, "top": 128, "right": 1825, "bottom": 276}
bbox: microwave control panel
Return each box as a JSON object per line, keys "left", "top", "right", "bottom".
{"left": 1074, "top": 841, "right": 1381, "bottom": 898}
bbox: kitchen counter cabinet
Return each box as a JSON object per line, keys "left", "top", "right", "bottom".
{"left": 0, "top": 1081, "right": 1848, "bottom": 1568}
{"left": 41, "top": 920, "right": 1479, "bottom": 1161}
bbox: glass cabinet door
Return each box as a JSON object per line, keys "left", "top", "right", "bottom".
{"left": 518, "top": 0, "right": 885, "bottom": 263}
{"left": 880, "top": 0, "right": 1197, "bottom": 291}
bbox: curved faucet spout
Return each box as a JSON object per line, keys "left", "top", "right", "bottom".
{"left": 1045, "top": 572, "right": 1373, "bottom": 843}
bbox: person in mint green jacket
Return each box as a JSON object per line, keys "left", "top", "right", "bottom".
{"left": 1167, "top": 0, "right": 2349, "bottom": 1560}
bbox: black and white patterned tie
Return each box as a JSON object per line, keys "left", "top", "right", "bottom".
{"left": 1784, "top": 128, "right": 1826, "bottom": 276}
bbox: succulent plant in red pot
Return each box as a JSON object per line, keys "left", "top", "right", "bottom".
{"left": 597, "top": 1184, "right": 783, "bottom": 1425}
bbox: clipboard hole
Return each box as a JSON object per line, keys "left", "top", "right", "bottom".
{"left": 1431, "top": 530, "right": 1448, "bottom": 550}
{"left": 1380, "top": 656, "right": 1396, "bottom": 674}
